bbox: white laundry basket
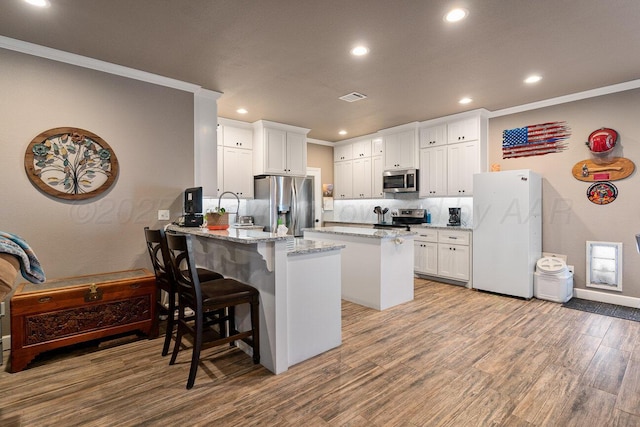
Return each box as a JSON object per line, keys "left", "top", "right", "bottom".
{"left": 534, "top": 257, "right": 574, "bottom": 303}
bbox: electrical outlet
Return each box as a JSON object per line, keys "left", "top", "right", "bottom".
{"left": 158, "top": 210, "right": 170, "bottom": 221}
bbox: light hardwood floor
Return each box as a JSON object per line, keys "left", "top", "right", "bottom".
{"left": 2, "top": 278, "right": 640, "bottom": 426}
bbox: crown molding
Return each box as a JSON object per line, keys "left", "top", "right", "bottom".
{"left": 0, "top": 35, "right": 207, "bottom": 93}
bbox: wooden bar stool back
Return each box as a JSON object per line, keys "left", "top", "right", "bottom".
{"left": 165, "top": 233, "right": 260, "bottom": 389}
{"left": 143, "top": 227, "right": 223, "bottom": 356}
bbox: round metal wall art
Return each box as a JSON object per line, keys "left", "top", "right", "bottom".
{"left": 586, "top": 181, "right": 617, "bottom": 205}
{"left": 24, "top": 127, "right": 119, "bottom": 200}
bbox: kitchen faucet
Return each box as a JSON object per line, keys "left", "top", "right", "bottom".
{"left": 218, "top": 191, "right": 240, "bottom": 224}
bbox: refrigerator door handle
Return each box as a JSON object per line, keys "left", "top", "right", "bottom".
{"left": 291, "top": 180, "right": 298, "bottom": 234}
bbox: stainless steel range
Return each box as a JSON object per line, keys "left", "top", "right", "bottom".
{"left": 374, "top": 208, "right": 427, "bottom": 231}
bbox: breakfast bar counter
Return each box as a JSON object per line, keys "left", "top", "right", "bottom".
{"left": 167, "top": 225, "right": 343, "bottom": 374}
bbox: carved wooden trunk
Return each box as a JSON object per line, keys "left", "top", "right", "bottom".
{"left": 10, "top": 269, "right": 156, "bottom": 373}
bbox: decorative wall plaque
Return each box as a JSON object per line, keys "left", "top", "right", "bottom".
{"left": 24, "top": 127, "right": 119, "bottom": 200}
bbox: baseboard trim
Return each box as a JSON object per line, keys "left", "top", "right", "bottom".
{"left": 2, "top": 334, "right": 9, "bottom": 351}
{"left": 573, "top": 288, "right": 640, "bottom": 309}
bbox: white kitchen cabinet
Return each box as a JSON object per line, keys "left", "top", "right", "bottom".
{"left": 334, "top": 160, "right": 353, "bottom": 199}
{"left": 447, "top": 140, "right": 479, "bottom": 196}
{"left": 222, "top": 125, "right": 253, "bottom": 149}
{"left": 352, "top": 139, "right": 372, "bottom": 158}
{"left": 372, "top": 138, "right": 384, "bottom": 157}
{"left": 352, "top": 157, "right": 372, "bottom": 198}
{"left": 383, "top": 129, "right": 417, "bottom": 170}
{"left": 372, "top": 155, "right": 384, "bottom": 198}
{"left": 437, "top": 230, "right": 471, "bottom": 282}
{"left": 438, "top": 243, "right": 470, "bottom": 281}
{"left": 217, "top": 120, "right": 253, "bottom": 198}
{"left": 447, "top": 117, "right": 479, "bottom": 144}
{"left": 419, "top": 146, "right": 447, "bottom": 197}
{"left": 414, "top": 228, "right": 471, "bottom": 286}
{"left": 217, "top": 145, "right": 224, "bottom": 195}
{"left": 420, "top": 124, "right": 447, "bottom": 148}
{"left": 414, "top": 228, "right": 438, "bottom": 276}
{"left": 253, "top": 120, "right": 310, "bottom": 176}
{"left": 334, "top": 144, "right": 353, "bottom": 162}
{"left": 222, "top": 146, "right": 253, "bottom": 198}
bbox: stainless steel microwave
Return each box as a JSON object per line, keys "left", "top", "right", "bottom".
{"left": 383, "top": 169, "right": 419, "bottom": 193}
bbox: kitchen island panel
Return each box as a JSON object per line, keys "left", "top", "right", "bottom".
{"left": 304, "top": 228, "right": 414, "bottom": 310}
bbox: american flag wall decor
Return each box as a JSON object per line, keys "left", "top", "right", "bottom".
{"left": 502, "top": 121, "right": 571, "bottom": 159}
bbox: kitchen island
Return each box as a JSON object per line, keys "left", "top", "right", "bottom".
{"left": 167, "top": 225, "right": 343, "bottom": 374}
{"left": 304, "top": 227, "right": 416, "bottom": 310}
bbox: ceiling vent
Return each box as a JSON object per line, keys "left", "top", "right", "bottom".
{"left": 339, "top": 92, "right": 367, "bottom": 102}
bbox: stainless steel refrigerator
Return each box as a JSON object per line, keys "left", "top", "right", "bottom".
{"left": 250, "top": 175, "right": 314, "bottom": 237}
{"left": 472, "top": 170, "right": 542, "bottom": 298}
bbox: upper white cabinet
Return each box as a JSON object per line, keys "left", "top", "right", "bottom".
{"left": 334, "top": 144, "right": 353, "bottom": 162}
{"left": 447, "top": 140, "right": 479, "bottom": 196}
{"left": 420, "top": 124, "right": 447, "bottom": 148}
{"left": 419, "top": 146, "right": 448, "bottom": 197}
{"left": 222, "top": 125, "right": 253, "bottom": 149}
{"left": 372, "top": 155, "right": 384, "bottom": 198}
{"left": 253, "top": 120, "right": 310, "bottom": 176}
{"left": 382, "top": 125, "right": 418, "bottom": 170}
{"left": 372, "top": 138, "right": 384, "bottom": 157}
{"left": 223, "top": 146, "right": 254, "bottom": 198}
{"left": 334, "top": 160, "right": 353, "bottom": 199}
{"left": 418, "top": 111, "right": 488, "bottom": 197}
{"left": 352, "top": 139, "right": 372, "bottom": 158}
{"left": 352, "top": 157, "right": 372, "bottom": 198}
{"left": 447, "top": 117, "right": 479, "bottom": 144}
{"left": 217, "top": 119, "right": 254, "bottom": 198}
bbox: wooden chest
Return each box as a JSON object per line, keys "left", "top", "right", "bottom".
{"left": 10, "top": 269, "right": 156, "bottom": 373}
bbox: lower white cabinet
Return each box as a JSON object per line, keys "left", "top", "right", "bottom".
{"left": 414, "top": 228, "right": 438, "bottom": 276}
{"left": 414, "top": 228, "right": 471, "bottom": 286}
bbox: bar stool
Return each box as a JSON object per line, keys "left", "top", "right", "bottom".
{"left": 143, "top": 227, "right": 223, "bottom": 356}
{"left": 165, "top": 232, "right": 260, "bottom": 389}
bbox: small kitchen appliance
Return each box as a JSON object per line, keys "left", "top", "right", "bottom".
{"left": 448, "top": 207, "right": 461, "bottom": 226}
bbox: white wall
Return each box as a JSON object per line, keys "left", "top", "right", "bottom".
{"left": 489, "top": 89, "right": 640, "bottom": 297}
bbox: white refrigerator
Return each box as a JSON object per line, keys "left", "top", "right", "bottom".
{"left": 472, "top": 170, "right": 542, "bottom": 298}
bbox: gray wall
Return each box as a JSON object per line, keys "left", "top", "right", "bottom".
{"left": 0, "top": 48, "right": 195, "bottom": 331}
{"left": 489, "top": 89, "right": 640, "bottom": 297}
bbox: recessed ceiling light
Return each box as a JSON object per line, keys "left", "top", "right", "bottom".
{"left": 445, "top": 8, "right": 468, "bottom": 23}
{"left": 236, "top": 108, "right": 248, "bottom": 114}
{"left": 350, "top": 46, "right": 369, "bottom": 56}
{"left": 459, "top": 97, "right": 473, "bottom": 104}
{"left": 24, "top": 0, "right": 50, "bottom": 7}
{"left": 339, "top": 130, "right": 348, "bottom": 136}
{"left": 524, "top": 75, "right": 542, "bottom": 84}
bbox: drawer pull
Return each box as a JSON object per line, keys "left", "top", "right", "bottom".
{"left": 448, "top": 236, "right": 458, "bottom": 240}
{"left": 39, "top": 296, "right": 52, "bottom": 303}
{"left": 130, "top": 283, "right": 141, "bottom": 289}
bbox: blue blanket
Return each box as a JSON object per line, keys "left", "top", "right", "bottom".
{"left": 0, "top": 231, "right": 46, "bottom": 284}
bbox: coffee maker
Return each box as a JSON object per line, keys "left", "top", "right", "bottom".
{"left": 448, "top": 207, "right": 461, "bottom": 226}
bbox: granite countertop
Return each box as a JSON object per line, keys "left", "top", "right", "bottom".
{"left": 287, "top": 238, "right": 345, "bottom": 256}
{"left": 305, "top": 226, "right": 417, "bottom": 239}
{"left": 168, "top": 224, "right": 290, "bottom": 244}
{"left": 168, "top": 225, "right": 345, "bottom": 256}
{"left": 411, "top": 223, "right": 473, "bottom": 231}
{"left": 323, "top": 221, "right": 473, "bottom": 232}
